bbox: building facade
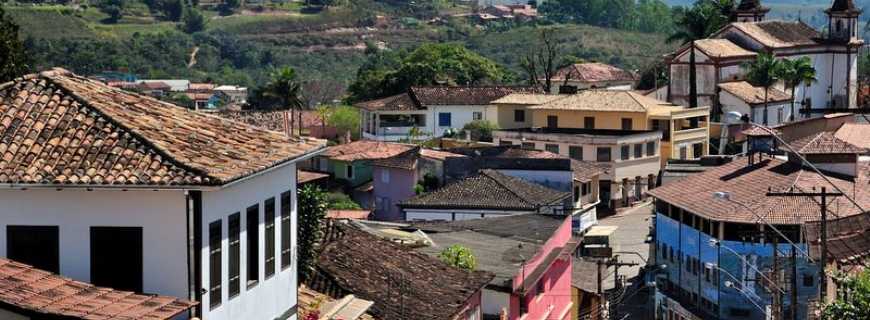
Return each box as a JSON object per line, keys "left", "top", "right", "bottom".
{"left": 0, "top": 69, "right": 326, "bottom": 320}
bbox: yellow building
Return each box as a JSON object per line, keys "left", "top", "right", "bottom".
{"left": 493, "top": 91, "right": 711, "bottom": 161}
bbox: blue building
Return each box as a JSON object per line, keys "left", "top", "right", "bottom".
{"left": 647, "top": 131, "right": 870, "bottom": 319}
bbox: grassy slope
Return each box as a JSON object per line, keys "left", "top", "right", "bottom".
{"left": 7, "top": 4, "right": 677, "bottom": 87}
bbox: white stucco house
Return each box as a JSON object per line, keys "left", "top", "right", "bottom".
{"left": 0, "top": 69, "right": 326, "bottom": 320}
{"left": 355, "top": 86, "right": 538, "bottom": 141}
{"left": 665, "top": 0, "right": 863, "bottom": 122}
{"left": 718, "top": 81, "right": 794, "bottom": 126}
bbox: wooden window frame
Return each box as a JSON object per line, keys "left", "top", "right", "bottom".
{"left": 264, "top": 198, "right": 276, "bottom": 279}
{"left": 228, "top": 213, "right": 241, "bottom": 299}
{"left": 281, "top": 191, "right": 292, "bottom": 270}
{"left": 246, "top": 204, "right": 260, "bottom": 289}
{"left": 208, "top": 220, "right": 223, "bottom": 310}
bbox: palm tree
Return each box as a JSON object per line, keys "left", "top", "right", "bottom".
{"left": 264, "top": 66, "right": 305, "bottom": 135}
{"left": 776, "top": 57, "right": 816, "bottom": 122}
{"left": 744, "top": 52, "right": 781, "bottom": 125}
{"left": 668, "top": 2, "right": 733, "bottom": 113}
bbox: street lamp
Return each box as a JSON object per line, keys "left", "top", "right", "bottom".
{"left": 707, "top": 262, "right": 768, "bottom": 316}
{"left": 711, "top": 191, "right": 814, "bottom": 263}
{"left": 708, "top": 238, "right": 786, "bottom": 295}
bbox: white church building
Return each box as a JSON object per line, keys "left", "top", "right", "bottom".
{"left": 664, "top": 0, "right": 863, "bottom": 126}
{"left": 0, "top": 69, "right": 326, "bottom": 320}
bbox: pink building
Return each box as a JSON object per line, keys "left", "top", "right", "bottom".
{"left": 415, "top": 214, "right": 577, "bottom": 319}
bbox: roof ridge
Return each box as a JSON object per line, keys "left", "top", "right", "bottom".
{"left": 480, "top": 169, "right": 559, "bottom": 205}
{"left": 39, "top": 72, "right": 215, "bottom": 182}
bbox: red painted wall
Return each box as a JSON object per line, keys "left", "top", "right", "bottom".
{"left": 509, "top": 216, "right": 575, "bottom": 320}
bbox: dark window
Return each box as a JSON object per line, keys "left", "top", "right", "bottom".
{"left": 247, "top": 204, "right": 259, "bottom": 288}
{"left": 634, "top": 144, "right": 643, "bottom": 158}
{"left": 559, "top": 85, "right": 578, "bottom": 94}
{"left": 584, "top": 117, "right": 595, "bottom": 129}
{"left": 596, "top": 147, "right": 611, "bottom": 162}
{"left": 621, "top": 118, "right": 633, "bottom": 130}
{"left": 621, "top": 145, "right": 630, "bottom": 160}
{"left": 346, "top": 164, "right": 354, "bottom": 179}
{"left": 646, "top": 141, "right": 656, "bottom": 156}
{"left": 281, "top": 191, "right": 292, "bottom": 270}
{"left": 438, "top": 112, "right": 452, "bottom": 127}
{"left": 7, "top": 226, "right": 59, "bottom": 273}
{"left": 545, "top": 144, "right": 559, "bottom": 154}
{"left": 522, "top": 142, "right": 536, "bottom": 150}
{"left": 569, "top": 146, "right": 583, "bottom": 160}
{"left": 500, "top": 140, "right": 514, "bottom": 146}
{"left": 730, "top": 308, "right": 751, "bottom": 317}
{"left": 265, "top": 198, "right": 276, "bottom": 278}
{"left": 803, "top": 274, "right": 814, "bottom": 287}
{"left": 693, "top": 142, "right": 704, "bottom": 158}
{"left": 573, "top": 186, "right": 580, "bottom": 201}
{"left": 209, "top": 220, "right": 222, "bottom": 309}
{"left": 547, "top": 115, "right": 558, "bottom": 128}
{"left": 514, "top": 110, "right": 525, "bottom": 122}
{"left": 228, "top": 213, "right": 241, "bottom": 298}
{"left": 91, "top": 227, "right": 143, "bottom": 293}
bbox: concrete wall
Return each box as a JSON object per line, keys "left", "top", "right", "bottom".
{"left": 0, "top": 189, "right": 188, "bottom": 299}
{"left": 654, "top": 211, "right": 818, "bottom": 320}
{"left": 511, "top": 216, "right": 574, "bottom": 320}
{"left": 719, "top": 90, "right": 794, "bottom": 127}
{"left": 531, "top": 110, "right": 649, "bottom": 130}
{"left": 427, "top": 105, "right": 492, "bottom": 137}
{"left": 405, "top": 209, "right": 526, "bottom": 221}
{"left": 495, "top": 104, "right": 534, "bottom": 129}
{"left": 200, "top": 163, "right": 298, "bottom": 320}
{"left": 372, "top": 166, "right": 417, "bottom": 221}
{"left": 331, "top": 160, "right": 372, "bottom": 187}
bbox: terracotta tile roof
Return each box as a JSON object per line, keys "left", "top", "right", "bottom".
{"left": 571, "top": 160, "right": 605, "bottom": 182}
{"left": 741, "top": 124, "right": 780, "bottom": 137}
{"left": 372, "top": 147, "right": 465, "bottom": 170}
{"left": 0, "top": 258, "right": 196, "bottom": 320}
{"left": 321, "top": 141, "right": 414, "bottom": 162}
{"left": 215, "top": 110, "right": 324, "bottom": 133}
{"left": 726, "top": 21, "right": 821, "bottom": 49}
{"left": 316, "top": 224, "right": 494, "bottom": 320}
{"left": 298, "top": 285, "right": 375, "bottom": 320}
{"left": 693, "top": 39, "right": 757, "bottom": 59}
{"left": 298, "top": 170, "right": 329, "bottom": 184}
{"left": 187, "top": 83, "right": 215, "bottom": 92}
{"left": 551, "top": 63, "right": 637, "bottom": 83}
{"left": 787, "top": 131, "right": 867, "bottom": 154}
{"left": 0, "top": 69, "right": 325, "bottom": 186}
{"left": 648, "top": 157, "right": 870, "bottom": 224}
{"left": 420, "top": 148, "right": 466, "bottom": 161}
{"left": 491, "top": 93, "right": 568, "bottom": 105}
{"left": 138, "top": 81, "right": 171, "bottom": 90}
{"left": 400, "top": 169, "right": 570, "bottom": 210}
{"left": 411, "top": 86, "right": 540, "bottom": 106}
{"left": 327, "top": 210, "right": 371, "bottom": 220}
{"left": 717, "top": 81, "right": 792, "bottom": 105}
{"left": 528, "top": 90, "right": 672, "bottom": 112}
{"left": 834, "top": 123, "right": 870, "bottom": 150}
{"left": 354, "top": 93, "right": 421, "bottom": 112}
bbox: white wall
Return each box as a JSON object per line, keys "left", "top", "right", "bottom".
{"left": 200, "top": 163, "right": 298, "bottom": 320}
{"left": 719, "top": 91, "right": 793, "bottom": 126}
{"left": 482, "top": 288, "right": 511, "bottom": 316}
{"left": 0, "top": 189, "right": 188, "bottom": 298}
{"left": 427, "top": 105, "right": 491, "bottom": 137}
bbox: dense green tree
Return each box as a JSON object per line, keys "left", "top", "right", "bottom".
{"left": 461, "top": 120, "right": 499, "bottom": 142}
{"left": 297, "top": 185, "right": 328, "bottom": 282}
{"left": 347, "top": 43, "right": 508, "bottom": 102}
{"left": 263, "top": 66, "right": 305, "bottom": 111}
{"left": 744, "top": 52, "right": 781, "bottom": 125}
{"left": 540, "top": 0, "right": 674, "bottom": 33}
{"left": 775, "top": 57, "right": 816, "bottom": 122}
{"left": 181, "top": 7, "right": 206, "bottom": 33}
{"left": 327, "top": 105, "right": 360, "bottom": 140}
{"left": 438, "top": 245, "right": 477, "bottom": 271}
{"left": 0, "top": 7, "right": 29, "bottom": 82}
{"left": 824, "top": 269, "right": 870, "bottom": 319}
{"left": 218, "top": 0, "right": 240, "bottom": 16}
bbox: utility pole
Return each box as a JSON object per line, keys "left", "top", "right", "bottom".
{"left": 597, "top": 259, "right": 603, "bottom": 320}
{"left": 607, "top": 256, "right": 639, "bottom": 320}
{"left": 791, "top": 246, "right": 799, "bottom": 320}
{"left": 772, "top": 234, "right": 781, "bottom": 320}
{"left": 766, "top": 186, "right": 844, "bottom": 303}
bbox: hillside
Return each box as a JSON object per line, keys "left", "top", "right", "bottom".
{"left": 7, "top": 1, "right": 676, "bottom": 103}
